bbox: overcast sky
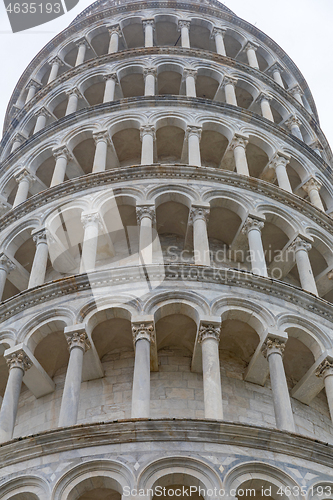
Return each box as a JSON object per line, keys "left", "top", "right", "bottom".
{"left": 0, "top": 0, "right": 332, "bottom": 149}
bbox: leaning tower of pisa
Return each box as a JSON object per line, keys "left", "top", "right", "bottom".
{"left": 1, "top": 0, "right": 333, "bottom": 498}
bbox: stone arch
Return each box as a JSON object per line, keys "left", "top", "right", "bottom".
{"left": 224, "top": 461, "right": 302, "bottom": 500}
{"left": 195, "top": 66, "right": 222, "bottom": 101}
{"left": 52, "top": 459, "right": 135, "bottom": 500}
{"left": 0, "top": 475, "right": 50, "bottom": 500}
{"left": 199, "top": 120, "right": 233, "bottom": 168}
{"left": 308, "top": 481, "right": 333, "bottom": 500}
{"left": 148, "top": 184, "right": 198, "bottom": 206}
{"left": 121, "top": 15, "right": 145, "bottom": 49}
{"left": 145, "top": 290, "right": 209, "bottom": 319}
{"left": 118, "top": 64, "right": 145, "bottom": 98}
{"left": 138, "top": 456, "right": 222, "bottom": 499}
{"left": 189, "top": 17, "right": 215, "bottom": 52}
{"left": 156, "top": 60, "right": 184, "bottom": 96}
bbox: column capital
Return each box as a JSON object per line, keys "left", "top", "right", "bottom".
{"left": 75, "top": 37, "right": 90, "bottom": 49}
{"left": 183, "top": 68, "right": 197, "bottom": 79}
{"left": 269, "top": 151, "right": 290, "bottom": 169}
{"left": 211, "top": 26, "right": 226, "bottom": 38}
{"left": 132, "top": 322, "right": 155, "bottom": 344}
{"left": 198, "top": 322, "right": 221, "bottom": 343}
{"left": 5, "top": 349, "right": 33, "bottom": 372}
{"left": 12, "top": 133, "right": 26, "bottom": 146}
{"left": 49, "top": 55, "right": 64, "bottom": 67}
{"left": 14, "top": 167, "right": 34, "bottom": 184}
{"left": 32, "top": 228, "right": 47, "bottom": 245}
{"left": 81, "top": 211, "right": 103, "bottom": 229}
{"left": 242, "top": 216, "right": 264, "bottom": 234}
{"left": 143, "top": 67, "right": 157, "bottom": 77}
{"left": 65, "top": 87, "right": 83, "bottom": 99}
{"left": 309, "top": 140, "right": 323, "bottom": 152}
{"left": 285, "top": 115, "right": 302, "bottom": 130}
{"left": 229, "top": 133, "right": 248, "bottom": 150}
{"left": 222, "top": 74, "right": 238, "bottom": 87}
{"left": 65, "top": 328, "right": 91, "bottom": 352}
{"left": 26, "top": 78, "right": 41, "bottom": 91}
{"left": 103, "top": 72, "right": 118, "bottom": 82}
{"left": 52, "top": 145, "right": 73, "bottom": 161}
{"left": 108, "top": 24, "right": 123, "bottom": 37}
{"left": 289, "top": 236, "right": 312, "bottom": 253}
{"left": 186, "top": 125, "right": 202, "bottom": 140}
{"left": 34, "top": 106, "right": 52, "bottom": 119}
{"left": 261, "top": 338, "right": 286, "bottom": 358}
{"left": 315, "top": 358, "right": 333, "bottom": 378}
{"left": 142, "top": 18, "right": 155, "bottom": 29}
{"left": 136, "top": 205, "right": 155, "bottom": 224}
{"left": 178, "top": 19, "right": 191, "bottom": 30}
{"left": 0, "top": 253, "right": 16, "bottom": 273}
{"left": 244, "top": 41, "right": 259, "bottom": 52}
{"left": 140, "top": 124, "right": 156, "bottom": 140}
{"left": 267, "top": 62, "right": 284, "bottom": 75}
{"left": 303, "top": 176, "right": 322, "bottom": 194}
{"left": 289, "top": 84, "right": 304, "bottom": 97}
{"left": 190, "top": 206, "right": 210, "bottom": 224}
{"left": 256, "top": 92, "right": 272, "bottom": 104}
{"left": 93, "top": 129, "right": 110, "bottom": 144}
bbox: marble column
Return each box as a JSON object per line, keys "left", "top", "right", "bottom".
{"left": 137, "top": 206, "right": 155, "bottom": 265}
{"left": 242, "top": 217, "right": 267, "bottom": 277}
{"left": 290, "top": 237, "right": 318, "bottom": 295}
{"left": 13, "top": 168, "right": 33, "bottom": 207}
{"left": 257, "top": 92, "right": 274, "bottom": 122}
{"left": 178, "top": 20, "right": 191, "bottom": 48}
{"left": 58, "top": 328, "right": 91, "bottom": 427}
{"left": 303, "top": 177, "right": 324, "bottom": 211}
{"left": 65, "top": 88, "right": 82, "bottom": 116}
{"left": 186, "top": 125, "right": 202, "bottom": 167}
{"left": 268, "top": 62, "right": 284, "bottom": 87}
{"left": 285, "top": 116, "right": 303, "bottom": 141}
{"left": 230, "top": 134, "right": 249, "bottom": 176}
{"left": 75, "top": 38, "right": 89, "bottom": 66}
{"left": 80, "top": 212, "right": 102, "bottom": 273}
{"left": 131, "top": 322, "right": 154, "bottom": 418}
{"left": 262, "top": 338, "right": 295, "bottom": 432}
{"left": 190, "top": 207, "right": 210, "bottom": 266}
{"left": 140, "top": 125, "right": 156, "bottom": 165}
{"left": 244, "top": 41, "right": 259, "bottom": 69}
{"left": 144, "top": 67, "right": 157, "bottom": 96}
{"left": 33, "top": 107, "right": 51, "bottom": 134}
{"left": 108, "top": 25, "right": 122, "bottom": 53}
{"left": 211, "top": 27, "right": 226, "bottom": 56}
{"left": 223, "top": 75, "right": 238, "bottom": 106}
{"left": 48, "top": 56, "right": 63, "bottom": 84}
{"left": 25, "top": 80, "right": 40, "bottom": 103}
{"left": 103, "top": 73, "right": 118, "bottom": 102}
{"left": 316, "top": 359, "right": 333, "bottom": 422}
{"left": 142, "top": 19, "right": 155, "bottom": 47}
{"left": 184, "top": 68, "right": 197, "bottom": 97}
{"left": 11, "top": 133, "right": 25, "bottom": 153}
{"left": 92, "top": 130, "right": 110, "bottom": 173}
{"left": 51, "top": 146, "right": 73, "bottom": 187}
{"left": 0, "top": 254, "right": 15, "bottom": 301}
{"left": 270, "top": 152, "right": 292, "bottom": 192}
{"left": 198, "top": 323, "right": 223, "bottom": 420}
{"left": 28, "top": 229, "right": 49, "bottom": 288}
{"left": 0, "top": 350, "right": 32, "bottom": 443}
{"left": 289, "top": 85, "right": 304, "bottom": 105}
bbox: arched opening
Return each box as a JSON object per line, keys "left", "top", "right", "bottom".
{"left": 200, "top": 129, "right": 228, "bottom": 168}
{"left": 196, "top": 74, "right": 219, "bottom": 100}
{"left": 155, "top": 19, "right": 179, "bottom": 46}
{"left": 189, "top": 23, "right": 214, "bottom": 52}
{"left": 157, "top": 71, "right": 182, "bottom": 95}
{"left": 155, "top": 197, "right": 190, "bottom": 261}
{"left": 119, "top": 73, "right": 144, "bottom": 98}
{"left": 112, "top": 127, "right": 141, "bottom": 166}
{"left": 156, "top": 125, "right": 185, "bottom": 163}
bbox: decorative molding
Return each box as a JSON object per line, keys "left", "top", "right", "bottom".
{"left": 261, "top": 338, "right": 286, "bottom": 358}
{"left": 198, "top": 323, "right": 221, "bottom": 343}
{"left": 5, "top": 349, "right": 32, "bottom": 372}
{"left": 132, "top": 322, "right": 155, "bottom": 343}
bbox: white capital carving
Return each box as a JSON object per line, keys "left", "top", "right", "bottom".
{"left": 65, "top": 330, "right": 91, "bottom": 352}
{"left": 5, "top": 350, "right": 32, "bottom": 372}
{"left": 198, "top": 323, "right": 221, "bottom": 343}
{"left": 132, "top": 322, "right": 155, "bottom": 343}
{"left": 261, "top": 338, "right": 286, "bottom": 358}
